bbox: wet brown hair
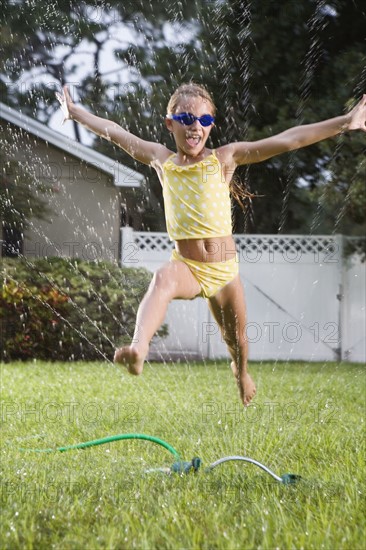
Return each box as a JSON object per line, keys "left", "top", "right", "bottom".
{"left": 167, "top": 82, "right": 216, "bottom": 116}
{"left": 167, "top": 82, "right": 256, "bottom": 209}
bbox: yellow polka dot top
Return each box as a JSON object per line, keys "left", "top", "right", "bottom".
{"left": 162, "top": 150, "right": 232, "bottom": 241}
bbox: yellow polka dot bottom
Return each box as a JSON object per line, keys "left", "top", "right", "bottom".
{"left": 171, "top": 249, "right": 239, "bottom": 298}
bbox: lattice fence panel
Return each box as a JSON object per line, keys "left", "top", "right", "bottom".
{"left": 134, "top": 232, "right": 173, "bottom": 252}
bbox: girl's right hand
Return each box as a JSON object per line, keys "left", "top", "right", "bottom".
{"left": 55, "top": 85, "right": 74, "bottom": 125}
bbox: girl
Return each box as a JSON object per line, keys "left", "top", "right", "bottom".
{"left": 56, "top": 83, "right": 366, "bottom": 406}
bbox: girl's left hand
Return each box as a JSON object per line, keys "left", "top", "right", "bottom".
{"left": 347, "top": 94, "right": 366, "bottom": 132}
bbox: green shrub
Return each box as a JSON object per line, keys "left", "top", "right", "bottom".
{"left": 0, "top": 257, "right": 167, "bottom": 361}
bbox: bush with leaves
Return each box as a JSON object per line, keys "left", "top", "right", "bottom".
{"left": 0, "top": 257, "right": 167, "bottom": 361}
{"left": 1, "top": 278, "right": 70, "bottom": 360}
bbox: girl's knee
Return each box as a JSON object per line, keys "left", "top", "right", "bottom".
{"left": 150, "top": 264, "right": 177, "bottom": 295}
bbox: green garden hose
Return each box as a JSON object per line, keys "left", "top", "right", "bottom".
{"left": 20, "top": 433, "right": 180, "bottom": 459}
{"left": 20, "top": 432, "right": 300, "bottom": 483}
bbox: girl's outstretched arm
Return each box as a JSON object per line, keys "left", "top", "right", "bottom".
{"left": 221, "top": 94, "right": 366, "bottom": 167}
{"left": 56, "top": 85, "right": 170, "bottom": 165}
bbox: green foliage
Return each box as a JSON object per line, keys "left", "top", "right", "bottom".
{"left": 311, "top": 132, "right": 366, "bottom": 234}
{"left": 0, "top": 278, "right": 70, "bottom": 360}
{"left": 0, "top": 257, "right": 167, "bottom": 361}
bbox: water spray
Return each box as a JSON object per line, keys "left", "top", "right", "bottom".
{"left": 21, "top": 432, "right": 301, "bottom": 485}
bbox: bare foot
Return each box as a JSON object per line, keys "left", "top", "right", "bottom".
{"left": 231, "top": 362, "right": 256, "bottom": 406}
{"left": 240, "top": 372, "right": 256, "bottom": 407}
{"left": 113, "top": 345, "right": 145, "bottom": 375}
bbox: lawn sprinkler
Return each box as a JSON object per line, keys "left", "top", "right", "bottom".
{"left": 20, "top": 432, "right": 301, "bottom": 484}
{"left": 204, "top": 456, "right": 301, "bottom": 484}
{"left": 156, "top": 456, "right": 300, "bottom": 484}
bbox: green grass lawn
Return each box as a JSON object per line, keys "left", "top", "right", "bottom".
{"left": 1, "top": 359, "right": 365, "bottom": 549}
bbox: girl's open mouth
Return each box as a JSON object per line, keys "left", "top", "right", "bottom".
{"left": 186, "top": 135, "right": 201, "bottom": 147}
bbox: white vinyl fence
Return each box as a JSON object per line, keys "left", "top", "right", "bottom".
{"left": 121, "top": 229, "right": 366, "bottom": 363}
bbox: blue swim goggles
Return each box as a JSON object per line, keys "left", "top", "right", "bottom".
{"left": 166, "top": 112, "right": 215, "bottom": 127}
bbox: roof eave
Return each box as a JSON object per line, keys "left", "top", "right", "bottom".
{"left": 0, "top": 102, "right": 143, "bottom": 188}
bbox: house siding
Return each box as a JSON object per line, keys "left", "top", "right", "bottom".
{"left": 1, "top": 120, "right": 123, "bottom": 263}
